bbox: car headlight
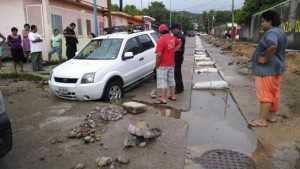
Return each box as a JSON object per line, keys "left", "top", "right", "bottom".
{"left": 0, "top": 91, "right": 5, "bottom": 115}
{"left": 81, "top": 73, "right": 95, "bottom": 84}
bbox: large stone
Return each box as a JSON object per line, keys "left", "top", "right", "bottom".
{"left": 117, "top": 155, "right": 129, "bottom": 164}
{"left": 96, "top": 156, "right": 113, "bottom": 167}
{"left": 124, "top": 134, "right": 145, "bottom": 147}
{"left": 128, "top": 122, "right": 150, "bottom": 136}
{"left": 122, "top": 102, "right": 148, "bottom": 114}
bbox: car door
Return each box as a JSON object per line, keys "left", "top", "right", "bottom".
{"left": 120, "top": 36, "right": 144, "bottom": 85}
{"left": 136, "top": 34, "right": 156, "bottom": 75}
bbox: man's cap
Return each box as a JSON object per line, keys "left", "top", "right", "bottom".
{"left": 170, "top": 23, "right": 180, "bottom": 30}
{"left": 158, "top": 24, "right": 169, "bottom": 32}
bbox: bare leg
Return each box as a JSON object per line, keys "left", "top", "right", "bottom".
{"left": 160, "top": 88, "right": 167, "bottom": 102}
{"left": 249, "top": 102, "right": 271, "bottom": 127}
{"left": 48, "top": 53, "right": 51, "bottom": 65}
{"left": 20, "top": 62, "right": 24, "bottom": 72}
{"left": 267, "top": 111, "right": 277, "bottom": 122}
{"left": 170, "top": 86, "right": 176, "bottom": 99}
{"left": 13, "top": 62, "right": 17, "bottom": 73}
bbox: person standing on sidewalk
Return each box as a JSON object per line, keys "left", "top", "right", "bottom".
{"left": 249, "top": 10, "right": 287, "bottom": 127}
{"left": 48, "top": 29, "right": 62, "bottom": 64}
{"left": 28, "top": 25, "right": 43, "bottom": 71}
{"left": 7, "top": 27, "right": 25, "bottom": 73}
{"left": 63, "top": 23, "right": 78, "bottom": 60}
{"left": 153, "top": 24, "right": 181, "bottom": 104}
{"left": 170, "top": 23, "right": 185, "bottom": 94}
{"left": 22, "top": 23, "right": 31, "bottom": 63}
{"left": 0, "top": 33, "right": 6, "bottom": 73}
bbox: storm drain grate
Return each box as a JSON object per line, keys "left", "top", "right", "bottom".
{"left": 193, "top": 149, "right": 256, "bottom": 169}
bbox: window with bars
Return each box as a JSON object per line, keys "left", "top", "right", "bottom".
{"left": 77, "top": 18, "right": 83, "bottom": 35}
{"left": 51, "top": 14, "right": 63, "bottom": 33}
{"left": 86, "top": 19, "right": 91, "bottom": 35}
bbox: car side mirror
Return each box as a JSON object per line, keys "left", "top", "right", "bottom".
{"left": 123, "top": 52, "right": 134, "bottom": 60}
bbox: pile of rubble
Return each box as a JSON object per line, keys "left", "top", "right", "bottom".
{"left": 124, "top": 121, "right": 162, "bottom": 148}
{"left": 67, "top": 105, "right": 125, "bottom": 143}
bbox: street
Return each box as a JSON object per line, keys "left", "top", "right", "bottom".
{"left": 0, "top": 36, "right": 300, "bottom": 169}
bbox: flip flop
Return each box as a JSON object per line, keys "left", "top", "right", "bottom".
{"left": 267, "top": 117, "right": 277, "bottom": 123}
{"left": 167, "top": 96, "right": 176, "bottom": 101}
{"left": 153, "top": 99, "right": 167, "bottom": 104}
{"left": 248, "top": 120, "right": 267, "bottom": 128}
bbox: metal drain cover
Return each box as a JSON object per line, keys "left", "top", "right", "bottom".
{"left": 193, "top": 149, "right": 256, "bottom": 169}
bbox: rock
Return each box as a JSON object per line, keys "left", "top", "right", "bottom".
{"left": 109, "top": 161, "right": 119, "bottom": 169}
{"left": 84, "top": 136, "right": 92, "bottom": 143}
{"left": 124, "top": 135, "right": 145, "bottom": 147}
{"left": 94, "top": 106, "right": 100, "bottom": 111}
{"left": 122, "top": 102, "right": 148, "bottom": 114}
{"left": 100, "top": 106, "right": 123, "bottom": 121}
{"left": 128, "top": 122, "right": 150, "bottom": 137}
{"left": 150, "top": 90, "right": 157, "bottom": 98}
{"left": 96, "top": 156, "right": 113, "bottom": 167}
{"left": 51, "top": 139, "right": 64, "bottom": 144}
{"left": 138, "top": 142, "right": 147, "bottom": 148}
{"left": 75, "top": 163, "right": 85, "bottom": 169}
{"left": 117, "top": 155, "right": 129, "bottom": 164}
{"left": 144, "top": 128, "right": 162, "bottom": 139}
{"left": 68, "top": 130, "right": 77, "bottom": 138}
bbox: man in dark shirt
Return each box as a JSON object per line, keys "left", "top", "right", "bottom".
{"left": 63, "top": 23, "right": 78, "bottom": 60}
{"left": 170, "top": 23, "right": 185, "bottom": 93}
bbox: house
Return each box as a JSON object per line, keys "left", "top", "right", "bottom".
{"left": 0, "top": 0, "right": 108, "bottom": 60}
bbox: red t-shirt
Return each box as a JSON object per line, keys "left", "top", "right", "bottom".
{"left": 156, "top": 34, "right": 181, "bottom": 67}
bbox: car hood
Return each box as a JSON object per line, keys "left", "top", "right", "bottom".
{"left": 52, "top": 59, "right": 113, "bottom": 78}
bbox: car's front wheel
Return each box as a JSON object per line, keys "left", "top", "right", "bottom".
{"left": 103, "top": 80, "right": 123, "bottom": 101}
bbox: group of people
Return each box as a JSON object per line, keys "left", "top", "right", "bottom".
{"left": 0, "top": 22, "right": 80, "bottom": 73}
{"left": 0, "top": 24, "right": 43, "bottom": 72}
{"left": 154, "top": 10, "right": 287, "bottom": 130}
{"left": 153, "top": 23, "right": 185, "bottom": 104}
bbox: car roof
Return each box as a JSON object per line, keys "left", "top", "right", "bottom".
{"left": 94, "top": 30, "right": 155, "bottom": 40}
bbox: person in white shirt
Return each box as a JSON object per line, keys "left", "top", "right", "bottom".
{"left": 28, "top": 25, "right": 43, "bottom": 71}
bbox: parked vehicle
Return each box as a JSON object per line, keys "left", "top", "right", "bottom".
{"left": 188, "top": 31, "right": 195, "bottom": 37}
{"left": 0, "top": 91, "right": 12, "bottom": 158}
{"left": 49, "top": 30, "right": 160, "bottom": 101}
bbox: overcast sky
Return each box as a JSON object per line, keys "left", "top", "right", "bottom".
{"left": 111, "top": 0, "right": 245, "bottom": 14}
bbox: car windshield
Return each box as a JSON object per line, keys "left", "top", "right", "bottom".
{"left": 74, "top": 39, "right": 123, "bottom": 60}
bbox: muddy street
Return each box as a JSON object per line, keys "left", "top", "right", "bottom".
{"left": 0, "top": 36, "right": 300, "bottom": 169}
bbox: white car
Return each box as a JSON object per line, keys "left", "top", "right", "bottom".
{"left": 49, "top": 30, "right": 160, "bottom": 101}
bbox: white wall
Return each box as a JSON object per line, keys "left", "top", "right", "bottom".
{"left": 0, "top": 0, "right": 26, "bottom": 37}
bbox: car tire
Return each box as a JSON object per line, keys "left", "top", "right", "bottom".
{"left": 103, "top": 80, "right": 123, "bottom": 101}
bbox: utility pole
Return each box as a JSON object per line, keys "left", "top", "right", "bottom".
{"left": 169, "top": 0, "right": 172, "bottom": 26}
{"left": 232, "top": 0, "right": 234, "bottom": 40}
{"left": 169, "top": 0, "right": 172, "bottom": 27}
{"left": 107, "top": 0, "right": 112, "bottom": 27}
{"left": 211, "top": 13, "right": 216, "bottom": 35}
{"left": 93, "top": 0, "right": 99, "bottom": 36}
{"left": 181, "top": 11, "right": 183, "bottom": 30}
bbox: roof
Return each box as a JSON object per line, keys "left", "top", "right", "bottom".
{"left": 94, "top": 30, "right": 155, "bottom": 40}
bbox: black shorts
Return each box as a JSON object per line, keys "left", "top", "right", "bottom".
{"left": 11, "top": 48, "right": 25, "bottom": 63}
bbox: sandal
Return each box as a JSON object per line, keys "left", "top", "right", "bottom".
{"left": 267, "top": 117, "right": 277, "bottom": 123}
{"left": 167, "top": 96, "right": 176, "bottom": 101}
{"left": 248, "top": 120, "right": 267, "bottom": 128}
{"left": 153, "top": 99, "right": 167, "bottom": 104}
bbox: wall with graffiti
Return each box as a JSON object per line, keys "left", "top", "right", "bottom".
{"left": 240, "top": 0, "right": 300, "bottom": 50}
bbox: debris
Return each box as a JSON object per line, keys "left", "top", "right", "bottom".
{"left": 150, "top": 89, "right": 157, "bottom": 98}
{"left": 40, "top": 156, "right": 46, "bottom": 161}
{"left": 51, "top": 138, "right": 64, "bottom": 144}
{"left": 116, "top": 155, "right": 129, "bottom": 164}
{"left": 96, "top": 156, "right": 113, "bottom": 167}
{"left": 124, "top": 122, "right": 162, "bottom": 148}
{"left": 109, "top": 161, "right": 119, "bottom": 169}
{"left": 75, "top": 163, "right": 85, "bottom": 169}
{"left": 122, "top": 102, "right": 148, "bottom": 114}
{"left": 84, "top": 136, "right": 92, "bottom": 143}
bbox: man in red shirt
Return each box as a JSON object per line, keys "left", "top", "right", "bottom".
{"left": 154, "top": 24, "right": 181, "bottom": 104}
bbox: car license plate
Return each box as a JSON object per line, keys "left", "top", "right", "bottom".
{"left": 57, "top": 87, "right": 69, "bottom": 95}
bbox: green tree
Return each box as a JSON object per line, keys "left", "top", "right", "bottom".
{"left": 142, "top": 1, "right": 169, "bottom": 26}
{"left": 236, "top": 0, "right": 287, "bottom": 24}
{"left": 123, "top": 5, "right": 142, "bottom": 16}
{"left": 111, "top": 4, "right": 120, "bottom": 11}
